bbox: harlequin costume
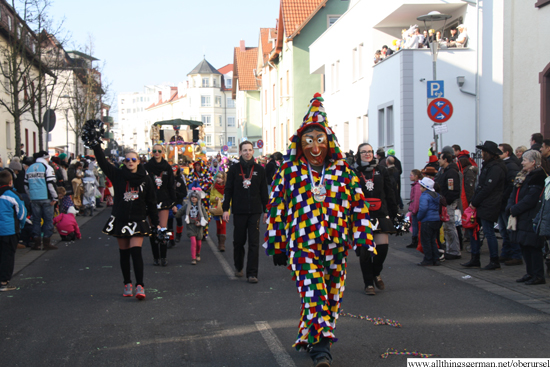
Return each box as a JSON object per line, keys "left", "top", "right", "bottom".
{"left": 263, "top": 94, "right": 374, "bottom": 364}
{"left": 188, "top": 160, "right": 213, "bottom": 238}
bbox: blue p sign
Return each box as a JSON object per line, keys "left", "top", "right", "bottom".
{"left": 427, "top": 81, "right": 444, "bottom": 99}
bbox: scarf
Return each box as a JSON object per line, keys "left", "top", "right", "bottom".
{"left": 214, "top": 182, "right": 225, "bottom": 195}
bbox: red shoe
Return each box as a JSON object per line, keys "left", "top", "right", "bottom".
{"left": 135, "top": 285, "right": 146, "bottom": 300}
{"left": 123, "top": 283, "right": 133, "bottom": 297}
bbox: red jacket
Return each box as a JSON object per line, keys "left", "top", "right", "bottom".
{"left": 53, "top": 213, "right": 81, "bottom": 239}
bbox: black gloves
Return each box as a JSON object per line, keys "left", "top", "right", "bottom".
{"left": 273, "top": 253, "right": 288, "bottom": 266}
{"left": 355, "top": 247, "right": 361, "bottom": 257}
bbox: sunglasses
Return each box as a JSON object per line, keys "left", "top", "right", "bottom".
{"left": 125, "top": 158, "right": 138, "bottom": 163}
{"left": 360, "top": 150, "right": 374, "bottom": 155}
{"left": 152, "top": 150, "right": 162, "bottom": 153}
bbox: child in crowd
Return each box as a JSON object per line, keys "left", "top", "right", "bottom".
{"left": 407, "top": 169, "right": 423, "bottom": 249}
{"left": 57, "top": 186, "right": 75, "bottom": 214}
{"left": 53, "top": 206, "right": 81, "bottom": 241}
{"left": 0, "top": 170, "right": 27, "bottom": 291}
{"left": 210, "top": 172, "right": 227, "bottom": 252}
{"left": 417, "top": 178, "right": 442, "bottom": 266}
{"left": 175, "top": 188, "right": 208, "bottom": 265}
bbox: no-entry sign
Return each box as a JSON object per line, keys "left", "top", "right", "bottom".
{"left": 427, "top": 98, "right": 453, "bottom": 123}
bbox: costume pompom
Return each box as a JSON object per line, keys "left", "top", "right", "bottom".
{"left": 81, "top": 119, "right": 105, "bottom": 148}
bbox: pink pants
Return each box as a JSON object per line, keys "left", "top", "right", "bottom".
{"left": 190, "top": 237, "right": 202, "bottom": 259}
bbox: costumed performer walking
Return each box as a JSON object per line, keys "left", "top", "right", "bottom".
{"left": 263, "top": 93, "right": 374, "bottom": 367}
{"left": 82, "top": 120, "right": 159, "bottom": 300}
{"left": 144, "top": 144, "right": 177, "bottom": 266}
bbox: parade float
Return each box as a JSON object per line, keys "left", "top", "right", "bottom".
{"left": 149, "top": 118, "right": 206, "bottom": 165}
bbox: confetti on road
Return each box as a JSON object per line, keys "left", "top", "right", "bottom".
{"left": 380, "top": 348, "right": 438, "bottom": 359}
{"left": 136, "top": 342, "right": 140, "bottom": 345}
{"left": 462, "top": 275, "right": 472, "bottom": 279}
{"left": 339, "top": 310, "right": 401, "bottom": 328}
{"left": 154, "top": 297, "right": 163, "bottom": 300}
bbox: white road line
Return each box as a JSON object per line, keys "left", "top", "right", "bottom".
{"left": 255, "top": 321, "right": 296, "bottom": 367}
{"left": 206, "top": 235, "right": 237, "bottom": 280}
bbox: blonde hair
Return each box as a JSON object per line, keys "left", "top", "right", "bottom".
{"left": 216, "top": 171, "right": 227, "bottom": 184}
{"left": 125, "top": 149, "right": 139, "bottom": 159}
{"left": 153, "top": 144, "right": 164, "bottom": 151}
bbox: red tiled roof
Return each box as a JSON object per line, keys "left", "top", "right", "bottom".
{"left": 217, "top": 64, "right": 233, "bottom": 75}
{"left": 233, "top": 46, "right": 259, "bottom": 94}
{"left": 145, "top": 90, "right": 184, "bottom": 110}
{"left": 260, "top": 28, "right": 276, "bottom": 64}
{"left": 281, "top": 0, "right": 327, "bottom": 39}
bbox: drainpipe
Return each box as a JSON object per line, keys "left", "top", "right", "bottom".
{"left": 461, "top": 0, "right": 480, "bottom": 145}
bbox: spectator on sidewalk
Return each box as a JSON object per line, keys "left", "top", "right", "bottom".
{"left": 516, "top": 146, "right": 527, "bottom": 160}
{"left": 436, "top": 152, "right": 462, "bottom": 260}
{"left": 540, "top": 139, "right": 550, "bottom": 166}
{"left": 461, "top": 141, "right": 507, "bottom": 270}
{"left": 417, "top": 177, "right": 442, "bottom": 266}
{"left": 223, "top": 141, "right": 268, "bottom": 283}
{"left": 507, "top": 150, "right": 546, "bottom": 285}
{"left": 407, "top": 169, "right": 423, "bottom": 249}
{"left": 53, "top": 206, "right": 81, "bottom": 241}
{"left": 498, "top": 144, "right": 522, "bottom": 265}
{"left": 0, "top": 170, "right": 27, "bottom": 291}
{"left": 24, "top": 151, "right": 58, "bottom": 251}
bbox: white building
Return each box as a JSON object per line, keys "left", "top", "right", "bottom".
{"left": 310, "top": 0, "right": 504, "bottom": 199}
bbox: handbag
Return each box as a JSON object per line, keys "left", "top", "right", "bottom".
{"left": 440, "top": 204, "right": 450, "bottom": 222}
{"left": 366, "top": 198, "right": 382, "bottom": 211}
{"left": 209, "top": 198, "right": 223, "bottom": 216}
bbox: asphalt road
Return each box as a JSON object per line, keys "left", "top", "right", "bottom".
{"left": 2, "top": 209, "right": 550, "bottom": 367}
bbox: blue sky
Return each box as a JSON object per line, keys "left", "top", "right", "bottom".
{"left": 48, "top": 0, "right": 280, "bottom": 111}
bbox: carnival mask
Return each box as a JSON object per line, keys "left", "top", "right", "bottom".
{"left": 301, "top": 129, "right": 328, "bottom": 167}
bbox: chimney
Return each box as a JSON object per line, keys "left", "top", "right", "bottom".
{"left": 240, "top": 40, "right": 245, "bottom": 52}
{"left": 158, "top": 91, "right": 162, "bottom": 103}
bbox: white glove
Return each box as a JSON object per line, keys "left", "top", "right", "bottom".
{"left": 185, "top": 215, "right": 190, "bottom": 224}
{"left": 200, "top": 217, "right": 208, "bottom": 227}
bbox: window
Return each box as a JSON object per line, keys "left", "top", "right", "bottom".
{"left": 201, "top": 95, "right": 211, "bottom": 107}
{"left": 227, "top": 98, "right": 235, "bottom": 108}
{"left": 121, "top": 99, "right": 125, "bottom": 105}
{"left": 358, "top": 44, "right": 363, "bottom": 78}
{"left": 33, "top": 131, "right": 36, "bottom": 154}
{"left": 8, "top": 16, "right": 12, "bottom": 31}
{"left": 202, "top": 115, "right": 212, "bottom": 126}
{"left": 140, "top": 97, "right": 143, "bottom": 102}
{"left": 280, "top": 78, "right": 283, "bottom": 104}
{"left": 328, "top": 15, "right": 340, "bottom": 27}
{"left": 127, "top": 109, "right": 131, "bottom": 114}
{"left": 219, "top": 135, "right": 224, "bottom": 146}
{"left": 217, "top": 115, "right": 222, "bottom": 127}
{"left": 264, "top": 90, "right": 267, "bottom": 113}
{"left": 336, "top": 61, "right": 340, "bottom": 91}
{"left": 6, "top": 121, "right": 11, "bottom": 150}
{"left": 286, "top": 70, "right": 289, "bottom": 94}
{"left": 352, "top": 48, "right": 357, "bottom": 81}
{"left": 205, "top": 134, "right": 212, "bottom": 146}
{"left": 225, "top": 78, "right": 232, "bottom": 89}
{"left": 378, "top": 105, "right": 394, "bottom": 148}
{"left": 215, "top": 95, "right": 221, "bottom": 107}
{"left": 272, "top": 84, "right": 276, "bottom": 110}
{"left": 228, "top": 117, "right": 235, "bottom": 127}
{"left": 213, "top": 78, "right": 217, "bottom": 87}
{"left": 228, "top": 136, "right": 236, "bottom": 146}
{"left": 202, "top": 78, "right": 209, "bottom": 87}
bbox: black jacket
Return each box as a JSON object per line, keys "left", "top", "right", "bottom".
{"left": 174, "top": 174, "right": 188, "bottom": 205}
{"left": 265, "top": 159, "right": 279, "bottom": 186}
{"left": 144, "top": 158, "right": 176, "bottom": 209}
{"left": 471, "top": 157, "right": 507, "bottom": 222}
{"left": 436, "top": 162, "right": 461, "bottom": 205}
{"left": 93, "top": 146, "right": 159, "bottom": 227}
{"left": 506, "top": 168, "right": 546, "bottom": 247}
{"left": 501, "top": 157, "right": 521, "bottom": 210}
{"left": 354, "top": 159, "right": 398, "bottom": 220}
{"left": 223, "top": 157, "right": 268, "bottom": 214}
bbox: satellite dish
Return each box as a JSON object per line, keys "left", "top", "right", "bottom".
{"left": 43, "top": 109, "right": 56, "bottom": 132}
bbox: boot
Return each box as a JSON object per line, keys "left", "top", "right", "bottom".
{"left": 42, "top": 237, "right": 58, "bottom": 250}
{"left": 175, "top": 226, "right": 183, "bottom": 243}
{"left": 482, "top": 257, "right": 501, "bottom": 270}
{"left": 219, "top": 234, "right": 226, "bottom": 252}
{"left": 406, "top": 236, "right": 418, "bottom": 249}
{"left": 168, "top": 239, "right": 175, "bottom": 248}
{"left": 461, "top": 253, "right": 480, "bottom": 268}
{"left": 31, "top": 237, "right": 42, "bottom": 251}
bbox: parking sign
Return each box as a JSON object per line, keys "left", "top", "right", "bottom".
{"left": 427, "top": 81, "right": 444, "bottom": 99}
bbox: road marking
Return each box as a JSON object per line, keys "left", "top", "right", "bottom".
{"left": 255, "top": 321, "right": 296, "bottom": 367}
{"left": 206, "top": 235, "right": 237, "bottom": 280}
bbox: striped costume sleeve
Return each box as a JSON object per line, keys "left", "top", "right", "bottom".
{"left": 263, "top": 164, "right": 289, "bottom": 256}
{"left": 348, "top": 166, "right": 375, "bottom": 254}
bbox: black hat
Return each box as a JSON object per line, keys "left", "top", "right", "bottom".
{"left": 476, "top": 140, "right": 503, "bottom": 156}
{"left": 32, "top": 150, "right": 50, "bottom": 160}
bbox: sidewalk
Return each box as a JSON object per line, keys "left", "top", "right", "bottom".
{"left": 13, "top": 205, "right": 108, "bottom": 276}
{"left": 393, "top": 234, "right": 550, "bottom": 314}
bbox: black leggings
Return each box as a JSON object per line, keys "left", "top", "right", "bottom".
{"left": 359, "top": 244, "right": 389, "bottom": 287}
{"left": 119, "top": 247, "right": 144, "bottom": 286}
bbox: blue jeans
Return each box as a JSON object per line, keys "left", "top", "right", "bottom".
{"left": 470, "top": 219, "right": 498, "bottom": 258}
{"left": 421, "top": 221, "right": 441, "bottom": 263}
{"left": 498, "top": 211, "right": 522, "bottom": 259}
{"left": 411, "top": 213, "right": 419, "bottom": 237}
{"left": 31, "top": 200, "right": 54, "bottom": 238}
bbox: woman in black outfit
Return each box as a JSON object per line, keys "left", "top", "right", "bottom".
{"left": 144, "top": 144, "right": 177, "bottom": 266}
{"left": 88, "top": 138, "right": 159, "bottom": 300}
{"left": 354, "top": 143, "right": 398, "bottom": 295}
{"left": 168, "top": 164, "right": 187, "bottom": 247}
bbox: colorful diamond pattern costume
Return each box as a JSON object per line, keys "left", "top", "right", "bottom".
{"left": 188, "top": 161, "right": 213, "bottom": 238}
{"left": 263, "top": 93, "right": 374, "bottom": 350}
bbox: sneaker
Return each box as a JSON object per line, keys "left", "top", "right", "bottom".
{"left": 235, "top": 270, "right": 243, "bottom": 277}
{"left": 0, "top": 282, "right": 16, "bottom": 291}
{"left": 123, "top": 283, "right": 133, "bottom": 297}
{"left": 439, "top": 252, "right": 446, "bottom": 262}
{"left": 191, "top": 259, "right": 197, "bottom": 265}
{"left": 196, "top": 254, "right": 201, "bottom": 262}
{"left": 444, "top": 253, "right": 462, "bottom": 260}
{"left": 135, "top": 285, "right": 146, "bottom": 300}
{"left": 374, "top": 276, "right": 385, "bottom": 290}
{"left": 161, "top": 258, "right": 167, "bottom": 267}
{"left": 365, "top": 285, "right": 375, "bottom": 296}
{"left": 248, "top": 276, "right": 258, "bottom": 283}
{"left": 153, "top": 259, "right": 160, "bottom": 266}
